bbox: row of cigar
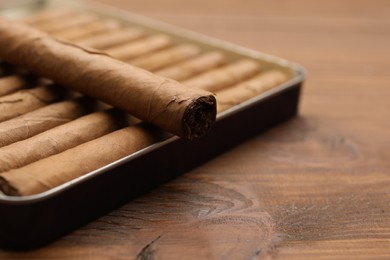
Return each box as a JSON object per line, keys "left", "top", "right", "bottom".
{"left": 0, "top": 7, "right": 289, "bottom": 196}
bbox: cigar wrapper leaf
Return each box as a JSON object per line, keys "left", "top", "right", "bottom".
{"left": 0, "top": 108, "right": 129, "bottom": 173}
{"left": 0, "top": 17, "right": 217, "bottom": 140}
{"left": 52, "top": 19, "right": 121, "bottom": 42}
{"left": 183, "top": 59, "right": 261, "bottom": 92}
{"left": 33, "top": 13, "right": 99, "bottom": 33}
{"left": 0, "top": 97, "right": 99, "bottom": 148}
{"left": 23, "top": 8, "right": 78, "bottom": 26}
{"left": 0, "top": 84, "right": 73, "bottom": 122}
{"left": 129, "top": 44, "right": 201, "bottom": 71}
{"left": 75, "top": 27, "right": 147, "bottom": 50}
{"left": 0, "top": 123, "right": 166, "bottom": 196}
{"left": 216, "top": 70, "right": 289, "bottom": 113}
{"left": 106, "top": 34, "right": 173, "bottom": 60}
{"left": 155, "top": 51, "right": 227, "bottom": 81}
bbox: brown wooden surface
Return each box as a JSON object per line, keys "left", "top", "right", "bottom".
{"left": 1, "top": 0, "right": 390, "bottom": 258}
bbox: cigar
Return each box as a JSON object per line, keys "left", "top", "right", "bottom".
{"left": 0, "top": 97, "right": 99, "bottom": 148}
{"left": 0, "top": 17, "right": 216, "bottom": 140}
{"left": 183, "top": 59, "right": 261, "bottom": 92}
{"left": 23, "top": 8, "right": 77, "bottom": 25}
{"left": 155, "top": 51, "right": 227, "bottom": 81}
{"left": 129, "top": 44, "right": 201, "bottom": 71}
{"left": 0, "top": 123, "right": 166, "bottom": 196}
{"left": 52, "top": 19, "right": 121, "bottom": 42}
{"left": 34, "top": 14, "right": 98, "bottom": 33}
{"left": 75, "top": 27, "right": 147, "bottom": 50}
{"left": 0, "top": 84, "right": 72, "bottom": 123}
{"left": 216, "top": 70, "right": 289, "bottom": 113}
{"left": 0, "top": 109, "right": 129, "bottom": 173}
{"left": 106, "top": 34, "right": 173, "bottom": 60}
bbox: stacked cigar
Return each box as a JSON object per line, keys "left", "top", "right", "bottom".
{"left": 0, "top": 8, "right": 289, "bottom": 196}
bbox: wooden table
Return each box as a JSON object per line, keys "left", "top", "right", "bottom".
{"left": 1, "top": 0, "right": 389, "bottom": 258}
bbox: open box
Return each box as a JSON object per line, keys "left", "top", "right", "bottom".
{"left": 0, "top": 0, "right": 305, "bottom": 249}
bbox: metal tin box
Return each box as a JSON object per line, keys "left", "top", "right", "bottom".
{"left": 0, "top": 0, "right": 305, "bottom": 249}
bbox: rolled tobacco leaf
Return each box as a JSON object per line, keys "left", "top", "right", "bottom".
{"left": 106, "top": 34, "right": 173, "bottom": 60}
{"left": 0, "top": 109, "right": 129, "bottom": 173}
{"left": 0, "top": 97, "right": 99, "bottom": 148}
{"left": 183, "top": 59, "right": 261, "bottom": 92}
{"left": 0, "top": 84, "right": 72, "bottom": 122}
{"left": 0, "top": 17, "right": 216, "bottom": 140}
{"left": 155, "top": 51, "right": 227, "bottom": 81}
{"left": 53, "top": 19, "right": 121, "bottom": 42}
{"left": 33, "top": 13, "right": 98, "bottom": 33}
{"left": 0, "top": 123, "right": 166, "bottom": 196}
{"left": 216, "top": 70, "right": 289, "bottom": 113}
{"left": 23, "top": 7, "right": 78, "bottom": 26}
{"left": 129, "top": 44, "right": 201, "bottom": 71}
{"left": 75, "top": 27, "right": 147, "bottom": 50}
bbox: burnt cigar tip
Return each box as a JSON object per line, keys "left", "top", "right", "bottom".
{"left": 183, "top": 95, "right": 216, "bottom": 140}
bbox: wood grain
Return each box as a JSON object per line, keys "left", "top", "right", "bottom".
{"left": 0, "top": 0, "right": 389, "bottom": 258}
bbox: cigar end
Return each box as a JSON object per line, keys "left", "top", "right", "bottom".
{"left": 183, "top": 95, "right": 217, "bottom": 140}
